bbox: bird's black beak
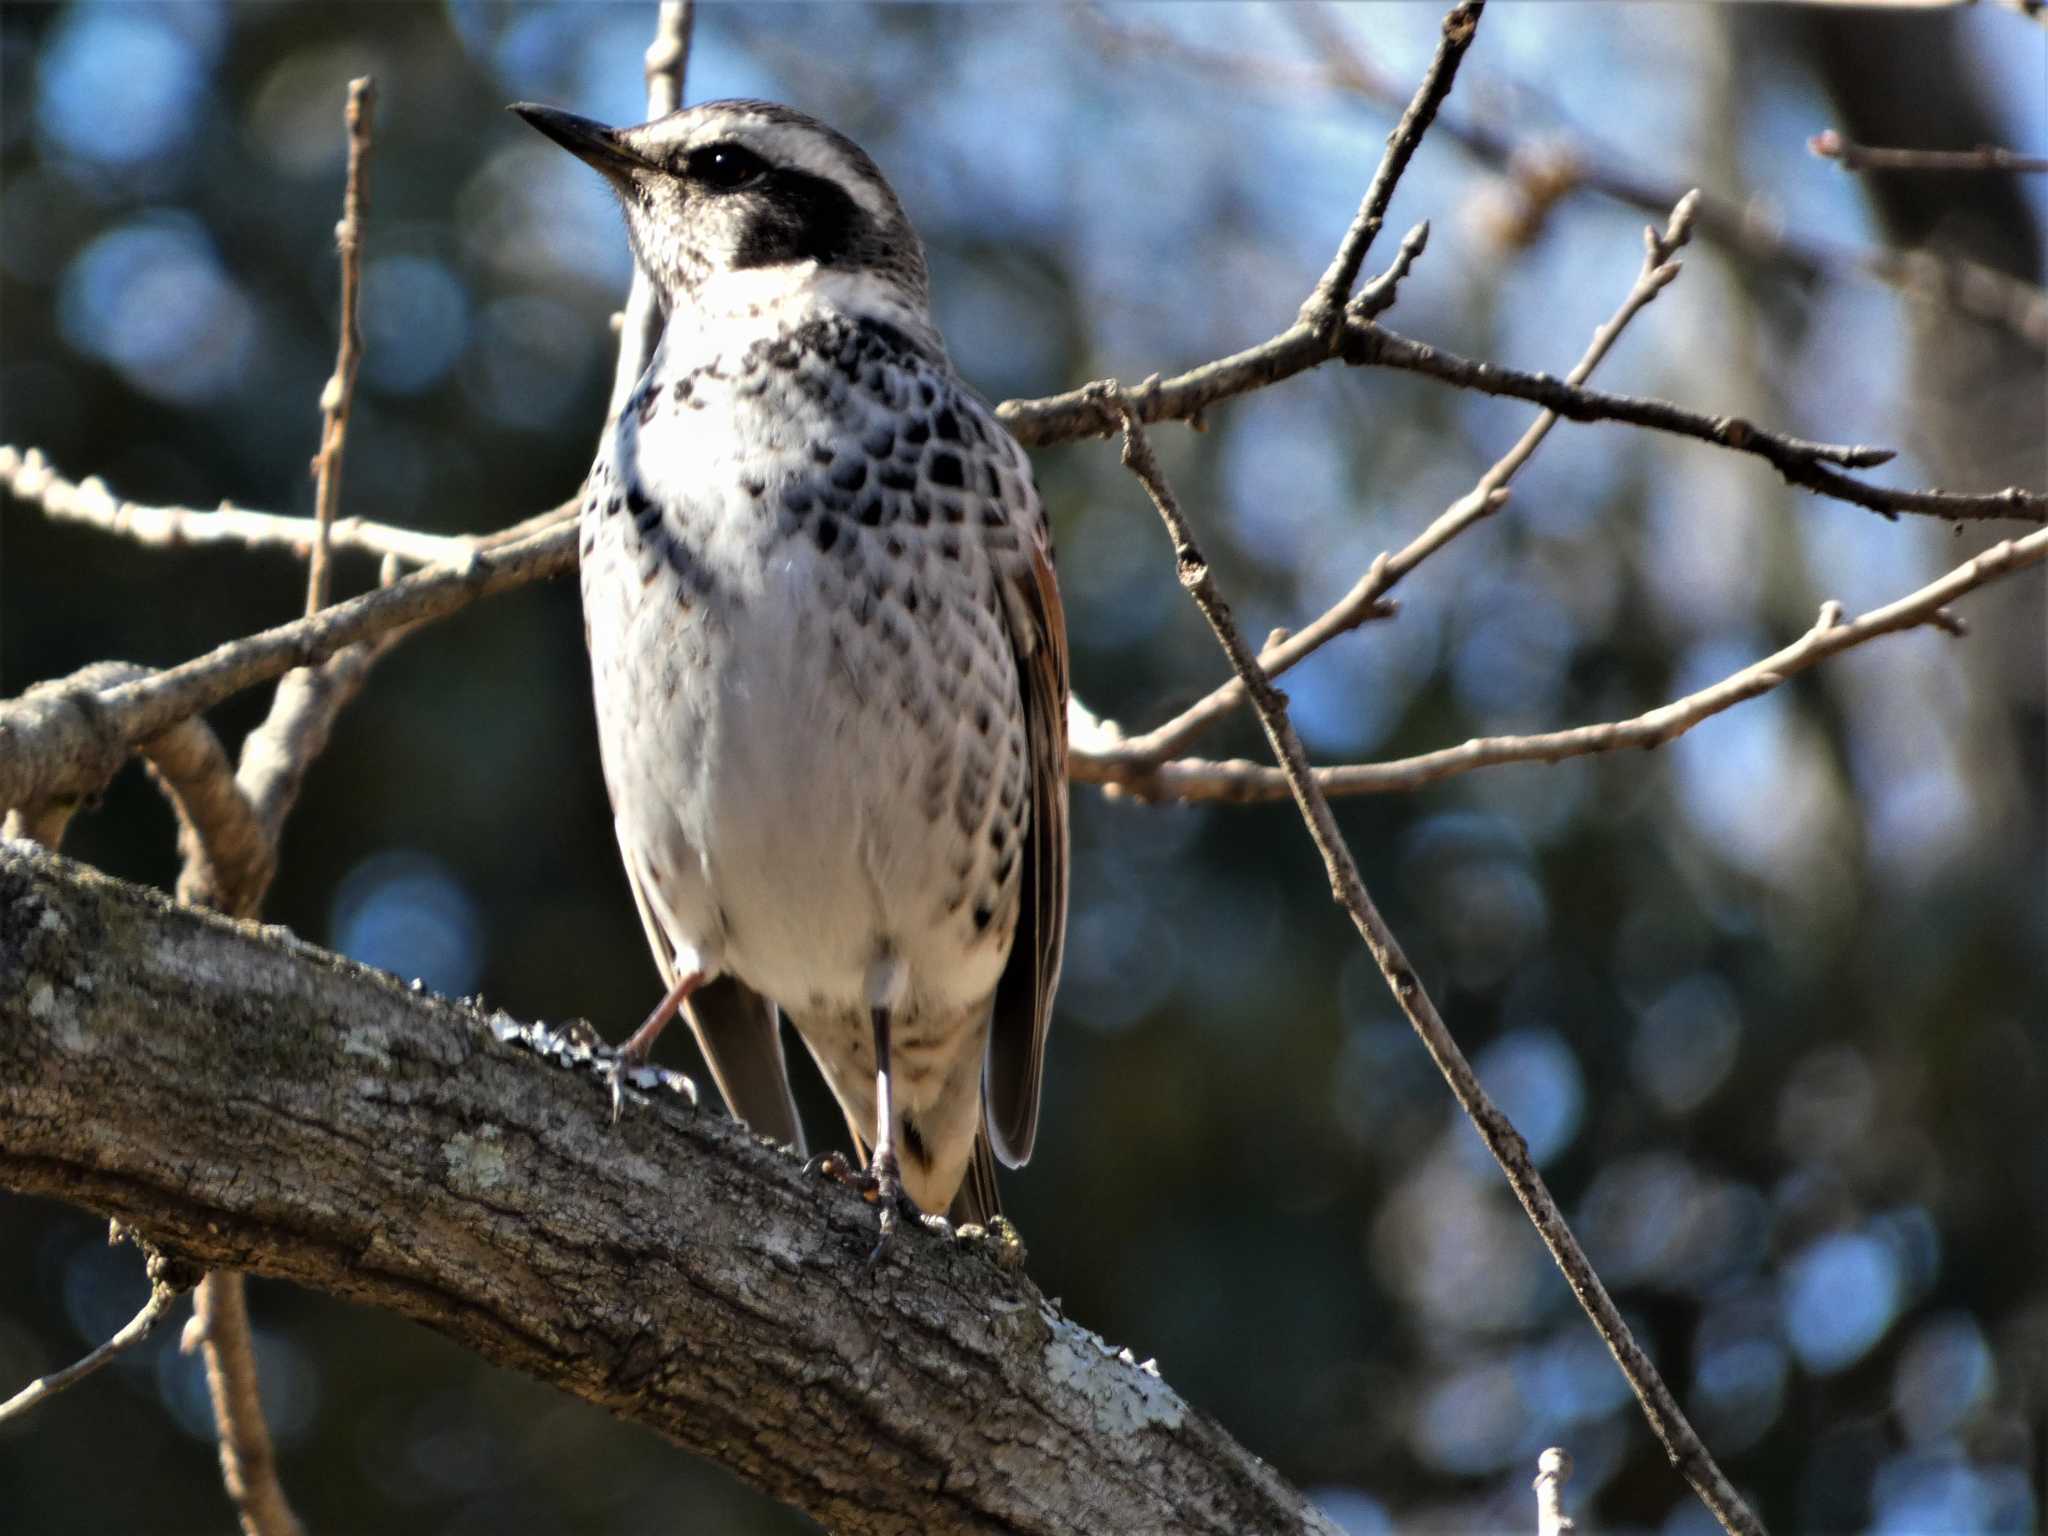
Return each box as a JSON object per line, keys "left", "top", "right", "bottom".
{"left": 509, "top": 103, "right": 652, "bottom": 184}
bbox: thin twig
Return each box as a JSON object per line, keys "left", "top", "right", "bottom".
{"left": 608, "top": 1, "right": 695, "bottom": 422}
{"left": 0, "top": 444, "right": 469, "bottom": 565}
{"left": 185, "top": 1278, "right": 304, "bottom": 1536}
{"left": 1094, "top": 381, "right": 1764, "bottom": 1536}
{"left": 1299, "top": 1, "right": 1483, "bottom": 341}
{"left": 1350, "top": 220, "right": 1432, "bottom": 321}
{"left": 1076, "top": 2, "right": 2048, "bottom": 348}
{"left": 177, "top": 80, "right": 382, "bottom": 1536}
{"left": 1006, "top": 315, "right": 2046, "bottom": 522}
{"left": 1099, "top": 192, "right": 1702, "bottom": 771}
{"left": 1088, "top": 526, "right": 2048, "bottom": 803}
{"left": 0, "top": 1280, "right": 186, "bottom": 1426}
{"left": 0, "top": 508, "right": 576, "bottom": 818}
{"left": 1811, "top": 130, "right": 2048, "bottom": 174}
{"left": 1534, "top": 1448, "right": 1577, "bottom": 1536}
{"left": 306, "top": 78, "right": 375, "bottom": 618}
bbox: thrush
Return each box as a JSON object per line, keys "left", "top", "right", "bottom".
{"left": 512, "top": 99, "right": 1068, "bottom": 1240}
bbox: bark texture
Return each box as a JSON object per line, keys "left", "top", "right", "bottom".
{"left": 0, "top": 842, "right": 1336, "bottom": 1536}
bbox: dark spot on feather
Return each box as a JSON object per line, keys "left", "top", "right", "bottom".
{"left": 929, "top": 452, "right": 964, "bottom": 489}
{"left": 813, "top": 517, "right": 839, "bottom": 554}
{"left": 833, "top": 458, "right": 868, "bottom": 493}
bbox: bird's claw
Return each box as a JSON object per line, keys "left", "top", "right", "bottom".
{"left": 804, "top": 1150, "right": 942, "bottom": 1268}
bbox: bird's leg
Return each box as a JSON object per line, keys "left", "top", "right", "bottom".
{"left": 606, "top": 968, "right": 705, "bottom": 1122}
{"left": 807, "top": 1004, "right": 928, "bottom": 1264}
{"left": 868, "top": 1004, "right": 908, "bottom": 1240}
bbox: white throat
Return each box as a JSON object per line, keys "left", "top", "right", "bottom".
{"left": 675, "top": 263, "right": 943, "bottom": 356}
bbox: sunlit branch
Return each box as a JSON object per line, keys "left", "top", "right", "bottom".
{"left": 1094, "top": 378, "right": 1764, "bottom": 1536}
{"left": 1095, "top": 526, "right": 2048, "bottom": 804}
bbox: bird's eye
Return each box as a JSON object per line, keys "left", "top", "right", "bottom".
{"left": 684, "top": 143, "right": 768, "bottom": 191}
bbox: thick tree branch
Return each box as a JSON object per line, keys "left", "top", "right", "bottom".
{"left": 1094, "top": 384, "right": 1763, "bottom": 1536}
{"left": 0, "top": 843, "right": 1344, "bottom": 1536}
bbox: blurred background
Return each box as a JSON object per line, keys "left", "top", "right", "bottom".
{"left": 3, "top": 3, "right": 2044, "bottom": 1531}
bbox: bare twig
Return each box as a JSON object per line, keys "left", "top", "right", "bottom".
{"left": 1097, "top": 192, "right": 1702, "bottom": 772}
{"left": 1535, "top": 1448, "right": 1577, "bottom": 1536}
{"left": 306, "top": 78, "right": 375, "bottom": 618}
{"left": 1078, "top": 2, "right": 2048, "bottom": 348}
{"left": 1094, "top": 381, "right": 1764, "bottom": 1536}
{"left": 1811, "top": 129, "right": 2048, "bottom": 174}
{"left": 1006, "top": 316, "right": 2047, "bottom": 522}
{"left": 1350, "top": 219, "right": 1432, "bottom": 320}
{"left": 0, "top": 1279, "right": 188, "bottom": 1427}
{"left": 608, "top": 1, "right": 695, "bottom": 421}
{"left": 1299, "top": 1, "right": 1483, "bottom": 341}
{"left": 185, "top": 1279, "right": 303, "bottom": 1536}
{"left": 1092, "top": 526, "right": 2048, "bottom": 803}
{"left": 169, "top": 81, "right": 383, "bottom": 1536}
{"left": 0, "top": 445, "right": 468, "bottom": 566}
{"left": 0, "top": 508, "right": 576, "bottom": 819}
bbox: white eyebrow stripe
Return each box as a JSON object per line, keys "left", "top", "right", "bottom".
{"left": 684, "top": 114, "right": 898, "bottom": 226}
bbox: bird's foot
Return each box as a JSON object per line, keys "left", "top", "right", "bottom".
{"left": 805, "top": 1149, "right": 946, "bottom": 1267}
{"left": 598, "top": 1041, "right": 652, "bottom": 1124}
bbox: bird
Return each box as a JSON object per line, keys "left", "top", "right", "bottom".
{"left": 511, "top": 98, "right": 1068, "bottom": 1242}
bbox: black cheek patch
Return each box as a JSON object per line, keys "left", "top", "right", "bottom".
{"left": 731, "top": 169, "right": 868, "bottom": 271}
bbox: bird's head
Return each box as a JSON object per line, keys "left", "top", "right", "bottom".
{"left": 511, "top": 98, "right": 932, "bottom": 329}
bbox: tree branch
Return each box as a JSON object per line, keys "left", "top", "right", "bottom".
{"left": 0, "top": 1266, "right": 191, "bottom": 1427}
{"left": 607, "top": 1, "right": 694, "bottom": 421}
{"left": 0, "top": 843, "right": 1345, "bottom": 1536}
{"left": 1003, "top": 316, "right": 2045, "bottom": 522}
{"left": 1810, "top": 129, "right": 2048, "bottom": 174}
{"left": 0, "top": 444, "right": 471, "bottom": 567}
{"left": 1089, "top": 525, "right": 2048, "bottom": 804}
{"left": 1077, "top": 1, "right": 2048, "bottom": 348}
{"left": 1092, "top": 384, "right": 1764, "bottom": 1536}
{"left": 1298, "top": 1, "right": 1483, "bottom": 340}
{"left": 0, "top": 507, "right": 577, "bottom": 818}
{"left": 305, "top": 78, "right": 375, "bottom": 619}
{"left": 1093, "top": 192, "right": 1702, "bottom": 774}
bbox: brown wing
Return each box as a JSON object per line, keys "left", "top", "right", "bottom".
{"left": 985, "top": 532, "right": 1070, "bottom": 1168}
